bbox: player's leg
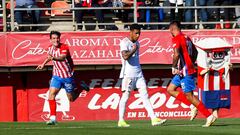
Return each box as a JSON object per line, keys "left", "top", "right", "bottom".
{"left": 47, "top": 76, "right": 61, "bottom": 125}
{"left": 182, "top": 75, "right": 216, "bottom": 127}
{"left": 63, "top": 77, "right": 79, "bottom": 102}
{"left": 167, "top": 75, "right": 197, "bottom": 121}
{"left": 167, "top": 75, "right": 192, "bottom": 106}
{"left": 185, "top": 91, "right": 216, "bottom": 127}
{"left": 185, "top": 92, "right": 210, "bottom": 116}
{"left": 67, "top": 76, "right": 90, "bottom": 102}
{"left": 137, "top": 77, "right": 166, "bottom": 126}
{"left": 212, "top": 108, "right": 219, "bottom": 118}
{"left": 80, "top": 81, "right": 90, "bottom": 92}
{"left": 189, "top": 104, "right": 198, "bottom": 121}
{"left": 72, "top": 80, "right": 90, "bottom": 101}
{"left": 118, "top": 77, "right": 132, "bottom": 127}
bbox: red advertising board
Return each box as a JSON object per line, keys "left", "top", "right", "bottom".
{"left": 0, "top": 69, "right": 240, "bottom": 122}
{"left": 22, "top": 69, "right": 240, "bottom": 122}
{"left": 0, "top": 30, "right": 239, "bottom": 66}
{"left": 0, "top": 33, "right": 7, "bottom": 66}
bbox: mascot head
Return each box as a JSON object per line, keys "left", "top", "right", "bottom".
{"left": 207, "top": 50, "right": 230, "bottom": 70}
{"left": 195, "top": 38, "right": 232, "bottom": 70}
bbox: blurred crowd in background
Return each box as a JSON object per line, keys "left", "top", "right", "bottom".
{"left": 0, "top": 0, "right": 240, "bottom": 31}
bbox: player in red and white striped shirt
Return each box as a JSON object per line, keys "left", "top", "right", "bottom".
{"left": 36, "top": 31, "right": 89, "bottom": 125}
{"left": 47, "top": 38, "right": 74, "bottom": 79}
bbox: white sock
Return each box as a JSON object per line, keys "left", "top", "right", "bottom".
{"left": 50, "top": 115, "right": 56, "bottom": 121}
{"left": 207, "top": 114, "right": 213, "bottom": 120}
{"left": 119, "top": 91, "right": 130, "bottom": 121}
{"left": 190, "top": 104, "right": 195, "bottom": 109}
{"left": 139, "top": 88, "right": 156, "bottom": 119}
{"left": 212, "top": 109, "right": 218, "bottom": 118}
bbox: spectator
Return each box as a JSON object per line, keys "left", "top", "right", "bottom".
{"left": 121, "top": 0, "right": 133, "bottom": 30}
{"left": 136, "top": 0, "right": 145, "bottom": 27}
{"left": 15, "top": 0, "right": 40, "bottom": 31}
{"left": 233, "top": 0, "right": 240, "bottom": 28}
{"left": 214, "top": 0, "right": 233, "bottom": 29}
{"left": 169, "top": 0, "right": 184, "bottom": 22}
{"left": 184, "top": 0, "right": 209, "bottom": 29}
{"left": 120, "top": 0, "right": 145, "bottom": 30}
{"left": 113, "top": 0, "right": 124, "bottom": 28}
{"left": 96, "top": 0, "right": 119, "bottom": 30}
{"left": 74, "top": 0, "right": 105, "bottom": 31}
{"left": 113, "top": 0, "right": 124, "bottom": 11}
{"left": 145, "top": 0, "right": 165, "bottom": 30}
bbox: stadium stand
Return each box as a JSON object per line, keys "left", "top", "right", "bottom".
{"left": 50, "top": 1, "right": 72, "bottom": 16}
{"left": 0, "top": 0, "right": 240, "bottom": 31}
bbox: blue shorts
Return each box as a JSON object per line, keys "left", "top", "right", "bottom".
{"left": 171, "top": 74, "right": 196, "bottom": 93}
{"left": 50, "top": 76, "right": 76, "bottom": 93}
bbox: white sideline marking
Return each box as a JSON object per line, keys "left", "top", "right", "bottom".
{"left": 2, "top": 126, "right": 84, "bottom": 130}
{"left": 2, "top": 125, "right": 117, "bottom": 130}
{"left": 2, "top": 124, "right": 204, "bottom": 130}
{"left": 170, "top": 124, "right": 201, "bottom": 127}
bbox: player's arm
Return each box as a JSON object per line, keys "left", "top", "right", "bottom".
{"left": 172, "top": 47, "right": 179, "bottom": 68}
{"left": 36, "top": 54, "right": 53, "bottom": 70}
{"left": 172, "top": 48, "right": 180, "bottom": 75}
{"left": 121, "top": 44, "right": 138, "bottom": 60}
{"left": 52, "top": 46, "right": 68, "bottom": 61}
{"left": 52, "top": 54, "right": 67, "bottom": 61}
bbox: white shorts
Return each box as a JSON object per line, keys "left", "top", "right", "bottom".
{"left": 121, "top": 76, "right": 147, "bottom": 92}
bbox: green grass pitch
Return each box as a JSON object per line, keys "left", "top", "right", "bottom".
{"left": 1, "top": 119, "right": 240, "bottom": 135}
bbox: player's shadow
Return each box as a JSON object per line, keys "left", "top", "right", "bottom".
{"left": 212, "top": 123, "right": 240, "bottom": 127}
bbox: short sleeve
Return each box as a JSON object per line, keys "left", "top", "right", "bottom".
{"left": 47, "top": 46, "right": 52, "bottom": 55}
{"left": 60, "top": 45, "right": 69, "bottom": 55}
{"left": 120, "top": 39, "right": 129, "bottom": 52}
{"left": 172, "top": 38, "right": 180, "bottom": 49}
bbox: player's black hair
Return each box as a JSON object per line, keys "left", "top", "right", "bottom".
{"left": 50, "top": 31, "right": 61, "bottom": 39}
{"left": 130, "top": 23, "right": 141, "bottom": 31}
{"left": 169, "top": 20, "right": 182, "bottom": 30}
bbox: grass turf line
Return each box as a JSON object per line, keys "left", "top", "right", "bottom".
{"left": 0, "top": 118, "right": 240, "bottom": 135}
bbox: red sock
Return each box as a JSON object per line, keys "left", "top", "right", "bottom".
{"left": 49, "top": 99, "right": 56, "bottom": 116}
{"left": 196, "top": 102, "right": 211, "bottom": 118}
{"left": 175, "top": 92, "right": 191, "bottom": 106}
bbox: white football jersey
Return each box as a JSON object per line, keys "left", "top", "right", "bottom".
{"left": 119, "top": 37, "right": 143, "bottom": 78}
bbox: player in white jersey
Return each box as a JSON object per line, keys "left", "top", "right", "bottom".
{"left": 118, "top": 24, "right": 167, "bottom": 127}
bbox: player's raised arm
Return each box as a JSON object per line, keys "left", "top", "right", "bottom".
{"left": 52, "top": 53, "right": 67, "bottom": 61}
{"left": 52, "top": 43, "right": 69, "bottom": 61}
{"left": 121, "top": 44, "right": 138, "bottom": 60}
{"left": 36, "top": 55, "right": 53, "bottom": 70}
{"left": 121, "top": 24, "right": 140, "bottom": 60}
